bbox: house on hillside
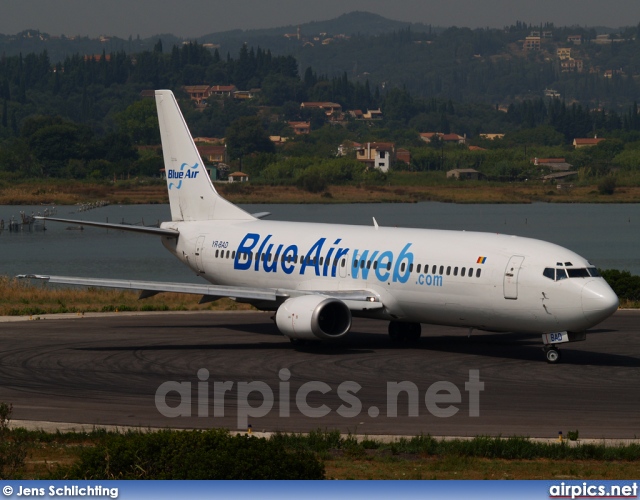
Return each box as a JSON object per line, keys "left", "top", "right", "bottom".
{"left": 532, "top": 157, "right": 572, "bottom": 171}
{"left": 300, "top": 102, "right": 342, "bottom": 117}
{"left": 228, "top": 172, "right": 249, "bottom": 183}
{"left": 479, "top": 133, "right": 505, "bottom": 140}
{"left": 196, "top": 144, "right": 227, "bottom": 164}
{"left": 441, "top": 133, "right": 466, "bottom": 145}
{"left": 337, "top": 141, "right": 362, "bottom": 156}
{"left": 573, "top": 137, "right": 605, "bottom": 148}
{"left": 288, "top": 121, "right": 311, "bottom": 135}
{"left": 420, "top": 132, "right": 466, "bottom": 145}
{"left": 523, "top": 36, "right": 541, "bottom": 51}
{"left": 419, "top": 132, "right": 442, "bottom": 143}
{"left": 446, "top": 168, "right": 482, "bottom": 180}
{"left": 183, "top": 85, "right": 211, "bottom": 104}
{"left": 356, "top": 142, "right": 394, "bottom": 172}
{"left": 396, "top": 148, "right": 411, "bottom": 165}
{"left": 210, "top": 85, "right": 238, "bottom": 97}
{"left": 363, "top": 109, "right": 383, "bottom": 120}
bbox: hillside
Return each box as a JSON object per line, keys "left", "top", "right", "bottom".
{"left": 1, "top": 13, "right": 638, "bottom": 109}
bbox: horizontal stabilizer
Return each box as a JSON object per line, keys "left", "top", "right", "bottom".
{"left": 35, "top": 217, "right": 179, "bottom": 237}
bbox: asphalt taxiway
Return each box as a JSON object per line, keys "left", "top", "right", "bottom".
{"left": 0, "top": 310, "right": 638, "bottom": 438}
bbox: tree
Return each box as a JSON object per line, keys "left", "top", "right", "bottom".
{"left": 115, "top": 99, "right": 160, "bottom": 145}
{"left": 225, "top": 116, "right": 275, "bottom": 161}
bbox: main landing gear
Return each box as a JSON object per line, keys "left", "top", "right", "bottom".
{"left": 388, "top": 321, "right": 421, "bottom": 343}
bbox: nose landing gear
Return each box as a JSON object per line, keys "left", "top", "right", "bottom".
{"left": 543, "top": 345, "right": 561, "bottom": 363}
{"left": 541, "top": 331, "right": 586, "bottom": 363}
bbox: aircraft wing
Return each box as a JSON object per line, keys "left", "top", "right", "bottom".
{"left": 16, "top": 275, "right": 384, "bottom": 310}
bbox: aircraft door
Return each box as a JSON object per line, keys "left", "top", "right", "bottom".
{"left": 195, "top": 235, "right": 206, "bottom": 274}
{"left": 339, "top": 253, "right": 349, "bottom": 278}
{"left": 503, "top": 255, "right": 525, "bottom": 300}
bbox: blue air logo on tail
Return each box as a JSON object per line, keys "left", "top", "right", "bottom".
{"left": 168, "top": 162, "right": 200, "bottom": 190}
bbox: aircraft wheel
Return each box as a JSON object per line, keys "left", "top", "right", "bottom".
{"left": 545, "top": 346, "right": 561, "bottom": 364}
{"left": 406, "top": 322, "right": 422, "bottom": 342}
{"left": 388, "top": 321, "right": 402, "bottom": 343}
{"left": 388, "top": 321, "right": 421, "bottom": 343}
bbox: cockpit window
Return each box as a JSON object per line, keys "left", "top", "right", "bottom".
{"left": 545, "top": 265, "right": 600, "bottom": 281}
{"left": 543, "top": 268, "right": 555, "bottom": 280}
{"left": 567, "top": 268, "right": 590, "bottom": 278}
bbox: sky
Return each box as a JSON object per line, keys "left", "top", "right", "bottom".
{"left": 2, "top": 0, "right": 639, "bottom": 38}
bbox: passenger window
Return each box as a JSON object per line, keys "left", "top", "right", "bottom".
{"left": 232, "top": 251, "right": 236, "bottom": 259}
{"left": 409, "top": 263, "right": 413, "bottom": 272}
{"left": 432, "top": 265, "right": 437, "bottom": 274}
{"left": 215, "top": 250, "right": 219, "bottom": 258}
{"left": 341, "top": 259, "right": 345, "bottom": 268}
{"left": 416, "top": 264, "right": 421, "bottom": 273}
{"left": 454, "top": 267, "right": 458, "bottom": 276}
{"left": 373, "top": 261, "right": 378, "bottom": 270}
{"left": 468, "top": 267, "right": 473, "bottom": 277}
{"left": 446, "top": 266, "right": 451, "bottom": 276}
{"left": 439, "top": 266, "right": 444, "bottom": 275}
{"left": 476, "top": 268, "right": 481, "bottom": 278}
{"left": 543, "top": 268, "right": 555, "bottom": 280}
{"left": 354, "top": 259, "right": 358, "bottom": 267}
{"left": 387, "top": 262, "right": 391, "bottom": 271}
{"left": 461, "top": 267, "right": 466, "bottom": 277}
{"left": 556, "top": 269, "right": 568, "bottom": 280}
{"left": 367, "top": 261, "right": 371, "bottom": 269}
{"left": 360, "top": 260, "right": 365, "bottom": 269}
{"left": 401, "top": 263, "right": 406, "bottom": 272}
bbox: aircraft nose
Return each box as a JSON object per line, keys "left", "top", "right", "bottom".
{"left": 582, "top": 279, "right": 619, "bottom": 324}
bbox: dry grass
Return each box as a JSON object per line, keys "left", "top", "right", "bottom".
{"left": 19, "top": 437, "right": 640, "bottom": 480}
{"left": 325, "top": 456, "right": 640, "bottom": 480}
{"left": 0, "top": 276, "right": 253, "bottom": 316}
{"left": 0, "top": 181, "right": 168, "bottom": 206}
{"left": 2, "top": 180, "right": 640, "bottom": 206}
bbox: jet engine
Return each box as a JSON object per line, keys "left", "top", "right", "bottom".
{"left": 275, "top": 295, "right": 352, "bottom": 341}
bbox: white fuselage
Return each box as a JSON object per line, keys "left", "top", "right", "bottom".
{"left": 160, "top": 218, "right": 618, "bottom": 335}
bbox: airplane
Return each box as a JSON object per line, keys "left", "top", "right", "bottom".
{"left": 19, "top": 90, "right": 619, "bottom": 364}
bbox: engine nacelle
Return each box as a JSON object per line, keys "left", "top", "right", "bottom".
{"left": 275, "top": 295, "right": 352, "bottom": 341}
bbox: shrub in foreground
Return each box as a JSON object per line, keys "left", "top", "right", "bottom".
{"left": 52, "top": 429, "right": 324, "bottom": 480}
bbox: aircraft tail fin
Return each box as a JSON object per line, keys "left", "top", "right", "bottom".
{"left": 155, "top": 90, "right": 254, "bottom": 222}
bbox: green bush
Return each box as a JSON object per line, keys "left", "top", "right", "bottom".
{"left": 600, "top": 269, "right": 640, "bottom": 301}
{"left": 52, "top": 429, "right": 325, "bottom": 480}
{"left": 0, "top": 403, "right": 27, "bottom": 479}
{"left": 598, "top": 176, "right": 616, "bottom": 195}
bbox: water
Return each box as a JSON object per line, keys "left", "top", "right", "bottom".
{"left": 1, "top": 202, "right": 639, "bottom": 282}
